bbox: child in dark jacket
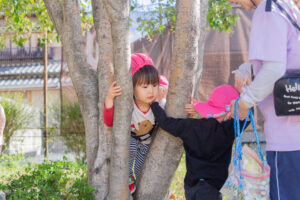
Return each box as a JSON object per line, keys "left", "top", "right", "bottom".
{"left": 150, "top": 85, "right": 247, "bottom": 200}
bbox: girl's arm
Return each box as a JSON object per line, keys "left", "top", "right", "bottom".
{"left": 103, "top": 81, "right": 122, "bottom": 127}
{"left": 103, "top": 105, "right": 114, "bottom": 127}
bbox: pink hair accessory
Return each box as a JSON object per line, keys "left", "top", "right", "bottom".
{"left": 131, "top": 53, "right": 155, "bottom": 77}
{"left": 159, "top": 75, "right": 169, "bottom": 90}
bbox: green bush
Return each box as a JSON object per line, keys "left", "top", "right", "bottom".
{"left": 51, "top": 100, "right": 86, "bottom": 161}
{"left": 1, "top": 94, "right": 35, "bottom": 152}
{"left": 0, "top": 156, "right": 94, "bottom": 200}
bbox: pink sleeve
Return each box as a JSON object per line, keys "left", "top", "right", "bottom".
{"left": 0, "top": 105, "right": 5, "bottom": 147}
{"left": 103, "top": 104, "right": 114, "bottom": 127}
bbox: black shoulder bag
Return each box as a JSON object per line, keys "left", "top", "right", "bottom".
{"left": 266, "top": 0, "right": 300, "bottom": 116}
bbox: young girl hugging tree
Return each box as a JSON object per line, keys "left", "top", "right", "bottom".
{"left": 103, "top": 53, "right": 160, "bottom": 194}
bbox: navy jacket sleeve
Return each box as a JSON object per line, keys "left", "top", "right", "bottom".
{"left": 150, "top": 102, "right": 190, "bottom": 138}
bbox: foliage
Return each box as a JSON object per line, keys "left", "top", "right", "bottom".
{"left": 0, "top": 0, "right": 54, "bottom": 49}
{"left": 207, "top": 0, "right": 238, "bottom": 33}
{"left": 50, "top": 100, "right": 86, "bottom": 161}
{"left": 0, "top": 154, "right": 26, "bottom": 181}
{"left": 1, "top": 94, "right": 35, "bottom": 153}
{"left": 0, "top": 0, "right": 240, "bottom": 48}
{"left": 132, "top": 0, "right": 238, "bottom": 39}
{"left": 133, "top": 0, "right": 176, "bottom": 39}
{"left": 0, "top": 155, "right": 94, "bottom": 200}
{"left": 0, "top": 0, "right": 93, "bottom": 49}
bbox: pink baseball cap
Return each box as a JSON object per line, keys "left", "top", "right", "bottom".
{"left": 159, "top": 75, "right": 169, "bottom": 90}
{"left": 194, "top": 85, "right": 239, "bottom": 118}
{"left": 131, "top": 53, "right": 155, "bottom": 77}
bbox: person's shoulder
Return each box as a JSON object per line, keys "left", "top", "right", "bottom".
{"left": 254, "top": 0, "right": 291, "bottom": 20}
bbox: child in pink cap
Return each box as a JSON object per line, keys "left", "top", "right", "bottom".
{"left": 103, "top": 53, "right": 160, "bottom": 194}
{"left": 150, "top": 85, "right": 248, "bottom": 200}
{"left": 157, "top": 75, "right": 169, "bottom": 108}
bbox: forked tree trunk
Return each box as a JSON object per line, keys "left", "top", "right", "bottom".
{"left": 135, "top": 0, "right": 201, "bottom": 199}
{"left": 44, "top": 0, "right": 205, "bottom": 199}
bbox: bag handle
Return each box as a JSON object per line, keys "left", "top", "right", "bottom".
{"left": 233, "top": 98, "right": 264, "bottom": 168}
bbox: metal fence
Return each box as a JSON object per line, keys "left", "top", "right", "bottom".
{"left": 0, "top": 47, "right": 53, "bottom": 60}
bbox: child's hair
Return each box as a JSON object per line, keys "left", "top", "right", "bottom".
{"left": 133, "top": 65, "right": 159, "bottom": 88}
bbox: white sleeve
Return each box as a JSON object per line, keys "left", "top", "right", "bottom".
{"left": 232, "top": 63, "right": 252, "bottom": 81}
{"left": 240, "top": 61, "right": 286, "bottom": 108}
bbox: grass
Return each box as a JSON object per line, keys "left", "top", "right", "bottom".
{"left": 170, "top": 153, "right": 186, "bottom": 200}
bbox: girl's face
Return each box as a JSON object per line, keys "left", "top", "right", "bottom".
{"left": 134, "top": 83, "right": 159, "bottom": 105}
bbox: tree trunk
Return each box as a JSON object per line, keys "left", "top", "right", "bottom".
{"left": 103, "top": 0, "right": 132, "bottom": 199}
{"left": 135, "top": 0, "right": 201, "bottom": 199}
{"left": 91, "top": 0, "right": 113, "bottom": 199}
{"left": 192, "top": 0, "right": 209, "bottom": 97}
{"left": 44, "top": 0, "right": 100, "bottom": 190}
{"left": 44, "top": 0, "right": 204, "bottom": 199}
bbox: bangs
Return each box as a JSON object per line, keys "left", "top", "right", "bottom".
{"left": 133, "top": 65, "right": 159, "bottom": 87}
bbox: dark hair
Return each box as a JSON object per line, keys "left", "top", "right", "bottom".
{"left": 133, "top": 65, "right": 159, "bottom": 88}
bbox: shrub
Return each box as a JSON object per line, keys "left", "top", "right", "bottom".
{"left": 1, "top": 94, "right": 35, "bottom": 152}
{"left": 0, "top": 156, "right": 94, "bottom": 200}
{"left": 50, "top": 100, "right": 86, "bottom": 161}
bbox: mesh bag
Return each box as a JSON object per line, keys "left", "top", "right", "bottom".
{"left": 221, "top": 98, "right": 270, "bottom": 200}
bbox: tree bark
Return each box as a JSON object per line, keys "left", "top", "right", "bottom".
{"left": 192, "top": 0, "right": 209, "bottom": 97}
{"left": 103, "top": 0, "right": 132, "bottom": 199}
{"left": 60, "top": 0, "right": 100, "bottom": 187}
{"left": 43, "top": 0, "right": 64, "bottom": 36}
{"left": 91, "top": 0, "right": 114, "bottom": 199}
{"left": 135, "top": 0, "right": 201, "bottom": 199}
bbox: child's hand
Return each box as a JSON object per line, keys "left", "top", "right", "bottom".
{"left": 232, "top": 63, "right": 252, "bottom": 93}
{"left": 184, "top": 96, "right": 198, "bottom": 115}
{"left": 105, "top": 81, "right": 122, "bottom": 109}
{"left": 234, "top": 74, "right": 247, "bottom": 93}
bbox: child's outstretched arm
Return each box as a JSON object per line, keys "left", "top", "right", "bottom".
{"left": 103, "top": 81, "right": 122, "bottom": 127}
{"left": 151, "top": 102, "right": 190, "bottom": 138}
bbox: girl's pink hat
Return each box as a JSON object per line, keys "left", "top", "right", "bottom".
{"left": 159, "top": 75, "right": 169, "bottom": 90}
{"left": 194, "top": 85, "right": 239, "bottom": 118}
{"left": 131, "top": 53, "right": 155, "bottom": 77}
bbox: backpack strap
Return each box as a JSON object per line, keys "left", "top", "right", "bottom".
{"left": 265, "top": 0, "right": 300, "bottom": 32}
{"left": 265, "top": 0, "right": 273, "bottom": 12}
{"left": 273, "top": 0, "right": 300, "bottom": 32}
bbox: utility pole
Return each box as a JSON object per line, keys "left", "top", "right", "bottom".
{"left": 43, "top": 31, "right": 48, "bottom": 160}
